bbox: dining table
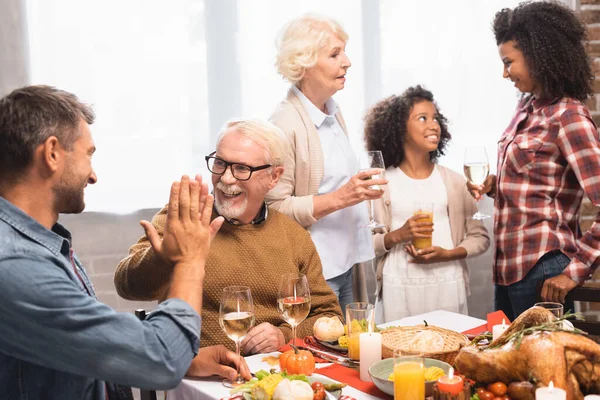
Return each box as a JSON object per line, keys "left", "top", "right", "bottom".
{"left": 167, "top": 310, "right": 499, "bottom": 400}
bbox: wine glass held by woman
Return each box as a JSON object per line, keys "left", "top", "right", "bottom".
{"left": 463, "top": 146, "right": 491, "bottom": 220}
{"left": 358, "top": 150, "right": 387, "bottom": 229}
{"left": 364, "top": 86, "right": 490, "bottom": 322}
{"left": 266, "top": 14, "right": 386, "bottom": 312}
{"left": 480, "top": 1, "right": 600, "bottom": 321}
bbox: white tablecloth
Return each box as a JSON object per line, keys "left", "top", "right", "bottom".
{"left": 167, "top": 352, "right": 382, "bottom": 400}
{"left": 168, "top": 310, "right": 486, "bottom": 400}
{"left": 377, "top": 309, "right": 486, "bottom": 333}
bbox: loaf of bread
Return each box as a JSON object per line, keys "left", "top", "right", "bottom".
{"left": 313, "top": 316, "right": 344, "bottom": 342}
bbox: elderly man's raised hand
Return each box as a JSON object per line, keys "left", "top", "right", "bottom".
{"left": 140, "top": 174, "right": 224, "bottom": 270}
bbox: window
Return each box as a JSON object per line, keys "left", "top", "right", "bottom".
{"left": 26, "top": 0, "right": 210, "bottom": 212}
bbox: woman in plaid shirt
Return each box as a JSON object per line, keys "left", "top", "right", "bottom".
{"left": 469, "top": 1, "right": 600, "bottom": 321}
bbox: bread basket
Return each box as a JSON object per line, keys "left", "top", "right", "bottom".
{"left": 381, "top": 325, "right": 469, "bottom": 365}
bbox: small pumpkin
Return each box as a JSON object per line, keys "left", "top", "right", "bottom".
{"left": 279, "top": 344, "right": 315, "bottom": 376}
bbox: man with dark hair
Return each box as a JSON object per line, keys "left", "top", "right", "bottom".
{"left": 0, "top": 85, "right": 248, "bottom": 399}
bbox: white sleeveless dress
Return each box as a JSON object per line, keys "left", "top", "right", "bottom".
{"left": 379, "top": 167, "right": 468, "bottom": 323}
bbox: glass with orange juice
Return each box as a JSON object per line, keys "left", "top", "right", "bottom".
{"left": 412, "top": 201, "right": 434, "bottom": 249}
{"left": 393, "top": 350, "right": 425, "bottom": 400}
{"left": 345, "top": 302, "right": 374, "bottom": 361}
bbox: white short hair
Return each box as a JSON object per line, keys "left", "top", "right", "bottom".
{"left": 217, "top": 118, "right": 284, "bottom": 167}
{"left": 275, "top": 14, "right": 349, "bottom": 84}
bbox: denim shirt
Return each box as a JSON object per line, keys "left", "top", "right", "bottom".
{"left": 0, "top": 197, "right": 201, "bottom": 400}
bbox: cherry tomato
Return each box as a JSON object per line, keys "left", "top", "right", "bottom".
{"left": 487, "top": 382, "right": 508, "bottom": 397}
{"left": 313, "top": 388, "right": 326, "bottom": 400}
{"left": 311, "top": 381, "right": 324, "bottom": 391}
{"left": 477, "top": 387, "right": 487, "bottom": 396}
{"left": 478, "top": 390, "right": 496, "bottom": 400}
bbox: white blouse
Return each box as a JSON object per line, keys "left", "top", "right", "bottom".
{"left": 378, "top": 166, "right": 467, "bottom": 323}
{"left": 292, "top": 86, "right": 373, "bottom": 280}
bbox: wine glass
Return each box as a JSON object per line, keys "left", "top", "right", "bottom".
{"left": 219, "top": 286, "right": 255, "bottom": 387}
{"left": 277, "top": 273, "right": 311, "bottom": 347}
{"left": 463, "top": 146, "right": 491, "bottom": 220}
{"left": 359, "top": 150, "right": 386, "bottom": 230}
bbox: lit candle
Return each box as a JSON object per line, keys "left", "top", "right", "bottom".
{"left": 437, "top": 367, "right": 464, "bottom": 395}
{"left": 492, "top": 319, "right": 509, "bottom": 341}
{"left": 535, "top": 381, "right": 566, "bottom": 400}
{"left": 359, "top": 332, "right": 382, "bottom": 381}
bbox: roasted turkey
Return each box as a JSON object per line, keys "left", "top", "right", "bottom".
{"left": 455, "top": 307, "right": 600, "bottom": 400}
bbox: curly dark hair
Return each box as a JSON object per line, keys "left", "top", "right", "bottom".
{"left": 492, "top": 0, "right": 593, "bottom": 101}
{"left": 364, "top": 85, "right": 451, "bottom": 169}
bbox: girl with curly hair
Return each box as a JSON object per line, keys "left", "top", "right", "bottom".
{"left": 365, "top": 86, "right": 490, "bottom": 322}
{"left": 469, "top": 1, "right": 600, "bottom": 320}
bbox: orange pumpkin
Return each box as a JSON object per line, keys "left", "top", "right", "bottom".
{"left": 279, "top": 345, "right": 315, "bottom": 376}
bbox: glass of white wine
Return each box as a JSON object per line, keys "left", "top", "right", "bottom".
{"left": 277, "top": 273, "right": 311, "bottom": 347}
{"left": 463, "top": 145, "right": 491, "bottom": 220}
{"left": 359, "top": 150, "right": 386, "bottom": 230}
{"left": 219, "top": 286, "right": 255, "bottom": 388}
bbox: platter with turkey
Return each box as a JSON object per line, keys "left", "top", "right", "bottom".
{"left": 455, "top": 306, "right": 600, "bottom": 400}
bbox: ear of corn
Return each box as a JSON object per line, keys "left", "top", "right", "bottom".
{"left": 251, "top": 373, "right": 284, "bottom": 400}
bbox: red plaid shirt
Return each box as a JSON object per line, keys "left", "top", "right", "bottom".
{"left": 493, "top": 95, "right": 600, "bottom": 285}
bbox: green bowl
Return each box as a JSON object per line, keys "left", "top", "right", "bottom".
{"left": 368, "top": 357, "right": 452, "bottom": 397}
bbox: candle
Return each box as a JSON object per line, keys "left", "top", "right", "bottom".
{"left": 359, "top": 332, "right": 382, "bottom": 381}
{"left": 492, "top": 319, "right": 509, "bottom": 341}
{"left": 437, "top": 367, "right": 464, "bottom": 395}
{"left": 535, "top": 381, "right": 566, "bottom": 400}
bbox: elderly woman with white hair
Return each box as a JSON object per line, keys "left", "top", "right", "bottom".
{"left": 266, "top": 15, "right": 386, "bottom": 313}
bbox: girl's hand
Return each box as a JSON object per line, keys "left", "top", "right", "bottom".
{"left": 385, "top": 214, "right": 433, "bottom": 249}
{"left": 405, "top": 244, "right": 450, "bottom": 264}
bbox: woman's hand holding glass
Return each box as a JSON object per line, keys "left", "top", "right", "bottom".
{"left": 464, "top": 146, "right": 492, "bottom": 220}
{"left": 466, "top": 174, "right": 497, "bottom": 200}
{"left": 335, "top": 169, "right": 387, "bottom": 207}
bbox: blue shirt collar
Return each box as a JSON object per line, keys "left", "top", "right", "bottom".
{"left": 292, "top": 85, "right": 338, "bottom": 129}
{"left": 0, "top": 196, "right": 72, "bottom": 256}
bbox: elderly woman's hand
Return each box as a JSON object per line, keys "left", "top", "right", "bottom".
{"left": 335, "top": 168, "right": 387, "bottom": 208}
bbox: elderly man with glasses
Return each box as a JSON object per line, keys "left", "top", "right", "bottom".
{"left": 114, "top": 118, "right": 343, "bottom": 355}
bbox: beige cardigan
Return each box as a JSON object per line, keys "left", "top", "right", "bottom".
{"left": 372, "top": 165, "right": 490, "bottom": 296}
{"left": 266, "top": 88, "right": 348, "bottom": 228}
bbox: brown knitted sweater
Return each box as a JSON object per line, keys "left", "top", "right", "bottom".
{"left": 114, "top": 207, "right": 343, "bottom": 351}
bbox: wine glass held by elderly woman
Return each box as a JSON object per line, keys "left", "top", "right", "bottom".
{"left": 266, "top": 14, "right": 387, "bottom": 312}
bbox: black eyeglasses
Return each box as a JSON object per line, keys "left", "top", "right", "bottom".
{"left": 205, "top": 152, "right": 272, "bottom": 181}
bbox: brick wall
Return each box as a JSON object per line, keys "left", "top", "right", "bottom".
{"left": 579, "top": 0, "right": 600, "bottom": 318}
{"left": 581, "top": 0, "right": 600, "bottom": 278}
